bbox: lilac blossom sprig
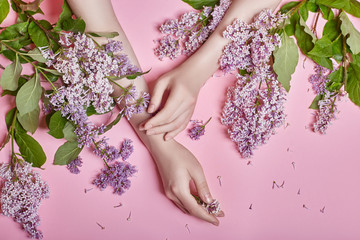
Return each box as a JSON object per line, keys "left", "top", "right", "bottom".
{"left": 154, "top": 0, "right": 231, "bottom": 60}
{"left": 93, "top": 161, "right": 137, "bottom": 195}
{"left": 67, "top": 156, "right": 83, "bottom": 174}
{"left": 220, "top": 10, "right": 286, "bottom": 158}
{"left": 0, "top": 161, "right": 50, "bottom": 239}
{"left": 309, "top": 64, "right": 343, "bottom": 134}
{"left": 188, "top": 117, "right": 212, "bottom": 140}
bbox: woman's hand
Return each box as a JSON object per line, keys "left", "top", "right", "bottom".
{"left": 150, "top": 139, "right": 224, "bottom": 225}
{"left": 139, "top": 64, "right": 204, "bottom": 140}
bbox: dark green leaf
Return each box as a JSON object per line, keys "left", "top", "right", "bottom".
{"left": 285, "top": 12, "right": 299, "bottom": 36}
{"left": 0, "top": 0, "right": 10, "bottom": 24}
{"left": 340, "top": 12, "right": 360, "bottom": 54}
{"left": 307, "top": 1, "right": 319, "bottom": 12}
{"left": 48, "top": 111, "right": 67, "bottom": 139}
{"left": 315, "top": 0, "right": 350, "bottom": 9}
{"left": 352, "top": 53, "right": 360, "bottom": 65}
{"left": 295, "top": 17, "right": 315, "bottom": 54}
{"left": 273, "top": 33, "right": 299, "bottom": 92}
{"left": 5, "top": 107, "right": 16, "bottom": 130}
{"left": 343, "top": 0, "right": 360, "bottom": 18}
{"left": 87, "top": 32, "right": 119, "bottom": 38}
{"left": 86, "top": 105, "right": 97, "bottom": 116}
{"left": 54, "top": 141, "right": 82, "bottom": 165}
{"left": 309, "top": 94, "right": 322, "bottom": 109}
{"left": 17, "top": 106, "right": 40, "bottom": 134}
{"left": 308, "top": 55, "right": 333, "bottom": 69}
{"left": 63, "top": 122, "right": 77, "bottom": 142}
{"left": 323, "top": 18, "right": 341, "bottom": 41}
{"left": 299, "top": 3, "right": 309, "bottom": 21}
{"left": 332, "top": 36, "right": 344, "bottom": 62}
{"left": 0, "top": 54, "right": 22, "bottom": 91}
{"left": 346, "top": 63, "right": 360, "bottom": 106}
{"left": 308, "top": 36, "right": 333, "bottom": 57}
{"left": 280, "top": 1, "right": 301, "bottom": 14}
{"left": 16, "top": 73, "right": 42, "bottom": 116}
{"left": 28, "top": 20, "right": 52, "bottom": 47}
{"left": 182, "top": 0, "right": 219, "bottom": 10}
{"left": 62, "top": 18, "right": 86, "bottom": 33}
{"left": 319, "top": 4, "right": 334, "bottom": 20}
{"left": 54, "top": 0, "right": 73, "bottom": 32}
{"left": 15, "top": 131, "right": 46, "bottom": 168}
{"left": 327, "top": 66, "right": 344, "bottom": 91}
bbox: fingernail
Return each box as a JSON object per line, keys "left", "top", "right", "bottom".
{"left": 217, "top": 211, "right": 225, "bottom": 217}
{"left": 148, "top": 104, "right": 155, "bottom": 113}
{"left": 212, "top": 220, "right": 219, "bottom": 226}
{"left": 165, "top": 135, "right": 172, "bottom": 141}
{"left": 139, "top": 125, "right": 144, "bottom": 131}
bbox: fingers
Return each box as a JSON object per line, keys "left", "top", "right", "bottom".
{"left": 177, "top": 191, "right": 219, "bottom": 226}
{"left": 148, "top": 79, "right": 168, "bottom": 114}
{"left": 145, "top": 112, "right": 189, "bottom": 139}
{"left": 164, "top": 121, "right": 188, "bottom": 141}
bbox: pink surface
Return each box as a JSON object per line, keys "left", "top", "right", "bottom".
{"left": 1, "top": 1, "right": 360, "bottom": 240}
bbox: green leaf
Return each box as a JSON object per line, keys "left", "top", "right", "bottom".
{"left": 280, "top": 1, "right": 300, "bottom": 14}
{"left": 0, "top": 54, "right": 22, "bottom": 91}
{"left": 54, "top": 141, "right": 82, "bottom": 165}
{"left": 299, "top": 3, "right": 309, "bottom": 21}
{"left": 340, "top": 12, "right": 360, "bottom": 54}
{"left": 308, "top": 55, "right": 333, "bottom": 69}
{"left": 28, "top": 20, "right": 52, "bottom": 47}
{"left": 87, "top": 32, "right": 119, "bottom": 38}
{"left": 15, "top": 131, "right": 46, "bottom": 168}
{"left": 126, "top": 69, "right": 151, "bottom": 80}
{"left": 307, "top": 1, "right": 319, "bottom": 12}
{"left": 346, "top": 63, "right": 360, "bottom": 106}
{"left": 62, "top": 18, "right": 86, "bottom": 33}
{"left": 5, "top": 107, "right": 16, "bottom": 130}
{"left": 343, "top": 0, "right": 360, "bottom": 18}
{"left": 16, "top": 73, "right": 42, "bottom": 116}
{"left": 63, "top": 122, "right": 77, "bottom": 142}
{"left": 0, "top": 22, "right": 28, "bottom": 41}
{"left": 308, "top": 36, "right": 333, "bottom": 57}
{"left": 1, "top": 77, "right": 27, "bottom": 96}
{"left": 86, "top": 105, "right": 97, "bottom": 116}
{"left": 0, "top": 0, "right": 10, "bottom": 24}
{"left": 309, "top": 94, "right": 322, "bottom": 109}
{"left": 315, "top": 0, "right": 350, "bottom": 9}
{"left": 17, "top": 106, "right": 40, "bottom": 134}
{"left": 54, "top": 0, "right": 73, "bottom": 32}
{"left": 319, "top": 4, "right": 334, "bottom": 20}
{"left": 273, "top": 33, "right": 299, "bottom": 92}
{"left": 327, "top": 66, "right": 344, "bottom": 91}
{"left": 323, "top": 18, "right": 341, "bottom": 41}
{"left": 182, "top": 0, "right": 219, "bottom": 10}
{"left": 295, "top": 17, "right": 315, "bottom": 54}
{"left": 104, "top": 112, "right": 123, "bottom": 133}
{"left": 48, "top": 111, "right": 67, "bottom": 139}
{"left": 25, "top": 47, "right": 47, "bottom": 63}
{"left": 331, "top": 36, "right": 344, "bottom": 62}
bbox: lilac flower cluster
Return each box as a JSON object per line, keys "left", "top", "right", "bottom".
{"left": 154, "top": 0, "right": 231, "bottom": 60}
{"left": 0, "top": 161, "right": 50, "bottom": 239}
{"left": 120, "top": 138, "right": 134, "bottom": 161}
{"left": 93, "top": 161, "right": 137, "bottom": 195}
{"left": 309, "top": 64, "right": 342, "bottom": 134}
{"left": 188, "top": 117, "right": 212, "bottom": 140}
{"left": 204, "top": 199, "right": 221, "bottom": 214}
{"left": 42, "top": 32, "right": 146, "bottom": 148}
{"left": 221, "top": 10, "right": 286, "bottom": 158}
{"left": 67, "top": 156, "right": 83, "bottom": 174}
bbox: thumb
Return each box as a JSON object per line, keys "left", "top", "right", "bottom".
{"left": 148, "top": 80, "right": 167, "bottom": 113}
{"left": 192, "top": 170, "right": 213, "bottom": 204}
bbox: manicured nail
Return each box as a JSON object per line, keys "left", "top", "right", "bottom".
{"left": 148, "top": 104, "right": 155, "bottom": 113}
{"left": 212, "top": 220, "right": 219, "bottom": 226}
{"left": 217, "top": 211, "right": 225, "bottom": 217}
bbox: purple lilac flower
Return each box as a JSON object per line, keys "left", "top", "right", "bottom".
{"left": 154, "top": 0, "right": 231, "bottom": 60}
{"left": 313, "top": 91, "right": 338, "bottom": 134}
{"left": 0, "top": 161, "right": 50, "bottom": 239}
{"left": 67, "top": 156, "right": 83, "bottom": 174}
{"left": 188, "top": 117, "right": 212, "bottom": 140}
{"left": 309, "top": 64, "right": 332, "bottom": 95}
{"left": 204, "top": 199, "right": 221, "bottom": 214}
{"left": 93, "top": 161, "right": 137, "bottom": 195}
{"left": 220, "top": 10, "right": 286, "bottom": 158}
{"left": 120, "top": 138, "right": 134, "bottom": 161}
{"left": 93, "top": 138, "right": 121, "bottom": 163}
{"left": 104, "top": 40, "right": 123, "bottom": 53}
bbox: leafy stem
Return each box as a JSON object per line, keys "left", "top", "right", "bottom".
{"left": 10, "top": 109, "right": 18, "bottom": 166}
{"left": 0, "top": 40, "right": 57, "bottom": 90}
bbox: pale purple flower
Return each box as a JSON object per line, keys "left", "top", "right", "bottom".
{"left": 120, "top": 138, "right": 134, "bottom": 161}
{"left": 0, "top": 161, "right": 50, "bottom": 239}
{"left": 67, "top": 156, "right": 83, "bottom": 174}
{"left": 93, "top": 161, "right": 137, "bottom": 195}
{"left": 93, "top": 138, "right": 121, "bottom": 163}
{"left": 205, "top": 200, "right": 221, "bottom": 214}
{"left": 309, "top": 64, "right": 331, "bottom": 95}
{"left": 154, "top": 0, "right": 230, "bottom": 60}
{"left": 188, "top": 117, "right": 212, "bottom": 140}
{"left": 105, "top": 40, "right": 123, "bottom": 53}
{"left": 313, "top": 91, "right": 339, "bottom": 134}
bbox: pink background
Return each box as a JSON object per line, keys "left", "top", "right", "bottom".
{"left": 1, "top": 0, "right": 360, "bottom": 239}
